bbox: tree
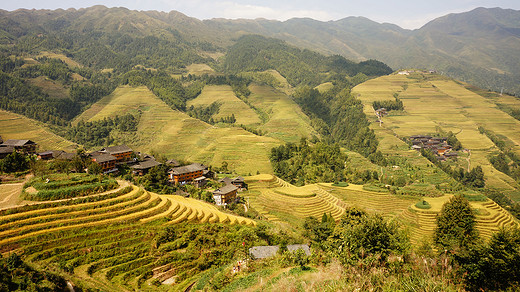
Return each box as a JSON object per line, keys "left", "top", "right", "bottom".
{"left": 460, "top": 227, "right": 520, "bottom": 291}
{"left": 327, "top": 208, "right": 408, "bottom": 264}
{"left": 87, "top": 162, "right": 103, "bottom": 175}
{"left": 434, "top": 195, "right": 479, "bottom": 252}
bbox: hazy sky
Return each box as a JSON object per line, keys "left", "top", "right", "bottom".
{"left": 3, "top": 0, "right": 520, "bottom": 29}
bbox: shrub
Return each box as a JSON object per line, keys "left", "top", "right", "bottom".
{"left": 415, "top": 200, "right": 431, "bottom": 209}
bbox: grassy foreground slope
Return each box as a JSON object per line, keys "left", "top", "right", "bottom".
{"left": 0, "top": 109, "right": 77, "bottom": 152}
{"left": 75, "top": 86, "right": 279, "bottom": 174}
{"left": 353, "top": 73, "right": 520, "bottom": 197}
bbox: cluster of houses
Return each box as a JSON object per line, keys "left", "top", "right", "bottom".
{"left": 409, "top": 135, "right": 458, "bottom": 161}
{"left": 0, "top": 137, "right": 246, "bottom": 207}
{"left": 0, "top": 138, "right": 38, "bottom": 158}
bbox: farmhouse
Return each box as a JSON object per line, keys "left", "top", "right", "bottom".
{"left": 169, "top": 163, "right": 205, "bottom": 184}
{"left": 1, "top": 139, "right": 38, "bottom": 154}
{"left": 90, "top": 152, "right": 117, "bottom": 173}
{"left": 0, "top": 146, "right": 14, "bottom": 159}
{"left": 212, "top": 184, "right": 238, "bottom": 206}
{"left": 131, "top": 158, "right": 161, "bottom": 176}
{"left": 100, "top": 145, "right": 133, "bottom": 163}
{"left": 36, "top": 151, "right": 54, "bottom": 160}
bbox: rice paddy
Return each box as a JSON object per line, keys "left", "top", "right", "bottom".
{"left": 352, "top": 73, "right": 520, "bottom": 194}
{"left": 74, "top": 86, "right": 280, "bottom": 174}
{"left": 0, "top": 109, "right": 78, "bottom": 152}
{"left": 0, "top": 179, "right": 254, "bottom": 290}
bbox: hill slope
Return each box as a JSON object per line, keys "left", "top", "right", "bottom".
{"left": 75, "top": 86, "right": 280, "bottom": 174}
{"left": 0, "top": 109, "right": 77, "bottom": 152}
{"left": 352, "top": 72, "right": 520, "bottom": 199}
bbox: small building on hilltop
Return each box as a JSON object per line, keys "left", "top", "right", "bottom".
{"left": 99, "top": 145, "right": 133, "bottom": 163}
{"left": 169, "top": 163, "right": 205, "bottom": 184}
{"left": 212, "top": 184, "right": 238, "bottom": 206}
{"left": 1, "top": 139, "right": 38, "bottom": 154}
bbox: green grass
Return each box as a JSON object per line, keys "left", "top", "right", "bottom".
{"left": 248, "top": 84, "right": 318, "bottom": 143}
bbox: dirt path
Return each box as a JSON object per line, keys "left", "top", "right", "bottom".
{"left": 0, "top": 182, "right": 25, "bottom": 209}
{"left": 466, "top": 150, "right": 471, "bottom": 172}
{"left": 0, "top": 180, "right": 131, "bottom": 212}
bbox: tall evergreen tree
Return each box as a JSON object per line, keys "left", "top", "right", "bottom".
{"left": 434, "top": 195, "right": 479, "bottom": 252}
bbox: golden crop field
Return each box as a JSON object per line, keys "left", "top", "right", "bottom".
{"left": 248, "top": 84, "right": 318, "bottom": 143}
{"left": 0, "top": 110, "right": 77, "bottom": 152}
{"left": 353, "top": 73, "right": 520, "bottom": 193}
{"left": 187, "top": 85, "right": 261, "bottom": 125}
{"left": 74, "top": 86, "right": 280, "bottom": 174}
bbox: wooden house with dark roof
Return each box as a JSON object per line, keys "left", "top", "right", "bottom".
{"left": 100, "top": 145, "right": 133, "bottom": 163}
{"left": 90, "top": 152, "right": 117, "bottom": 173}
{"left": 36, "top": 151, "right": 54, "bottom": 160}
{"left": 1, "top": 139, "right": 37, "bottom": 154}
{"left": 0, "top": 146, "right": 14, "bottom": 159}
{"left": 169, "top": 163, "right": 205, "bottom": 184}
{"left": 212, "top": 184, "right": 238, "bottom": 206}
{"left": 231, "top": 176, "right": 248, "bottom": 190}
{"left": 131, "top": 159, "right": 162, "bottom": 176}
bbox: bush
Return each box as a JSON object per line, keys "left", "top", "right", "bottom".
{"left": 415, "top": 200, "right": 431, "bottom": 209}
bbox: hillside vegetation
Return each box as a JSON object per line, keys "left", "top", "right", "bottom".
{"left": 353, "top": 72, "right": 520, "bottom": 200}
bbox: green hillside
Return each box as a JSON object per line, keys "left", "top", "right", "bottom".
{"left": 353, "top": 72, "right": 520, "bottom": 199}
{"left": 75, "top": 86, "right": 280, "bottom": 174}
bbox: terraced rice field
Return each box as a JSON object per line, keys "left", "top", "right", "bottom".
{"left": 74, "top": 86, "right": 280, "bottom": 174}
{"left": 0, "top": 181, "right": 254, "bottom": 290}
{"left": 248, "top": 84, "right": 318, "bottom": 143}
{"left": 399, "top": 195, "right": 519, "bottom": 245}
{"left": 187, "top": 85, "right": 261, "bottom": 125}
{"left": 353, "top": 73, "right": 520, "bottom": 194}
{"left": 245, "top": 175, "right": 346, "bottom": 224}
{"left": 0, "top": 109, "right": 77, "bottom": 152}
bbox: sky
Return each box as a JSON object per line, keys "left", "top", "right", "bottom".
{"left": 3, "top": 0, "right": 520, "bottom": 29}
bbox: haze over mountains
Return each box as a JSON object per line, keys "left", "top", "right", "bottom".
{"left": 1, "top": 6, "right": 519, "bottom": 95}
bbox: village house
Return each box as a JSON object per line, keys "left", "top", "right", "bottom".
{"left": 36, "top": 151, "right": 54, "bottom": 160}
{"left": 0, "top": 146, "right": 14, "bottom": 159}
{"left": 249, "top": 244, "right": 311, "bottom": 259}
{"left": 99, "top": 145, "right": 133, "bottom": 163}
{"left": 219, "top": 176, "right": 248, "bottom": 190}
{"left": 90, "top": 152, "right": 117, "bottom": 173}
{"left": 130, "top": 158, "right": 162, "bottom": 176}
{"left": 410, "top": 135, "right": 458, "bottom": 160}
{"left": 1, "top": 139, "right": 38, "bottom": 154}
{"left": 212, "top": 184, "right": 238, "bottom": 206}
{"left": 169, "top": 163, "right": 205, "bottom": 184}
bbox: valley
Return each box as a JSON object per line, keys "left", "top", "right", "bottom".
{"left": 1, "top": 5, "right": 520, "bottom": 291}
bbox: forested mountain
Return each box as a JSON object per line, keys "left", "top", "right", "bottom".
{"left": 0, "top": 6, "right": 519, "bottom": 95}
{"left": 206, "top": 7, "right": 520, "bottom": 96}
